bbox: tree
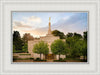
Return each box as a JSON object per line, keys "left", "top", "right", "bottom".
{"left": 83, "top": 31, "right": 87, "bottom": 41}
{"left": 66, "top": 33, "right": 82, "bottom": 58}
{"left": 13, "top": 31, "right": 21, "bottom": 40}
{"left": 70, "top": 38, "right": 87, "bottom": 60}
{"left": 51, "top": 39, "right": 66, "bottom": 60}
{"left": 52, "top": 30, "right": 65, "bottom": 39}
{"left": 13, "top": 31, "right": 24, "bottom": 51}
{"left": 22, "top": 43, "right": 28, "bottom": 53}
{"left": 66, "top": 32, "right": 73, "bottom": 38}
{"left": 83, "top": 31, "right": 87, "bottom": 60}
{"left": 73, "top": 33, "right": 82, "bottom": 40}
{"left": 13, "top": 45, "right": 16, "bottom": 53}
{"left": 73, "top": 40, "right": 83, "bottom": 57}
{"left": 80, "top": 40, "right": 87, "bottom": 60}
{"left": 66, "top": 37, "right": 75, "bottom": 57}
{"left": 33, "top": 41, "right": 49, "bottom": 60}
{"left": 65, "top": 32, "right": 87, "bottom": 59}
{"left": 22, "top": 33, "right": 34, "bottom": 43}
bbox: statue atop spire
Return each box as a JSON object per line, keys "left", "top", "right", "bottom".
{"left": 48, "top": 17, "right": 51, "bottom": 35}
{"left": 49, "top": 17, "right": 51, "bottom": 22}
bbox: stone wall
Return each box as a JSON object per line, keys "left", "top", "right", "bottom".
{"left": 28, "top": 34, "right": 66, "bottom": 59}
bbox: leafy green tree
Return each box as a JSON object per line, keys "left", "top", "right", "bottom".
{"left": 83, "top": 31, "right": 87, "bottom": 41}
{"left": 66, "top": 37, "right": 75, "bottom": 57}
{"left": 65, "top": 32, "right": 87, "bottom": 59}
{"left": 51, "top": 39, "right": 66, "bottom": 60}
{"left": 13, "top": 45, "right": 16, "bottom": 53}
{"left": 22, "top": 43, "right": 28, "bottom": 53}
{"left": 73, "top": 33, "right": 82, "bottom": 40}
{"left": 81, "top": 31, "right": 87, "bottom": 60}
{"left": 66, "top": 32, "right": 73, "bottom": 38}
{"left": 73, "top": 40, "right": 83, "bottom": 57}
{"left": 13, "top": 31, "right": 24, "bottom": 51}
{"left": 52, "top": 30, "right": 65, "bottom": 39}
{"left": 80, "top": 40, "right": 87, "bottom": 60}
{"left": 72, "top": 39, "right": 87, "bottom": 59}
{"left": 33, "top": 41, "right": 49, "bottom": 60}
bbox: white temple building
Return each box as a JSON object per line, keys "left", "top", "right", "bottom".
{"left": 28, "top": 17, "right": 65, "bottom": 60}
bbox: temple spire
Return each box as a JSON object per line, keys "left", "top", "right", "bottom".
{"left": 49, "top": 17, "right": 51, "bottom": 22}
{"left": 48, "top": 17, "right": 51, "bottom": 35}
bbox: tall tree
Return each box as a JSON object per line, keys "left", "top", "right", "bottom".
{"left": 52, "top": 30, "right": 65, "bottom": 39}
{"left": 13, "top": 31, "right": 24, "bottom": 51}
{"left": 83, "top": 31, "right": 87, "bottom": 41}
{"left": 66, "top": 32, "right": 83, "bottom": 57}
{"left": 51, "top": 39, "right": 66, "bottom": 60}
{"left": 83, "top": 31, "right": 87, "bottom": 60}
{"left": 66, "top": 32, "right": 73, "bottom": 38}
{"left": 73, "top": 33, "right": 82, "bottom": 40}
{"left": 33, "top": 41, "right": 49, "bottom": 60}
{"left": 74, "top": 40, "right": 87, "bottom": 60}
{"left": 22, "top": 33, "right": 34, "bottom": 43}
{"left": 22, "top": 43, "right": 28, "bottom": 53}
{"left": 66, "top": 37, "right": 75, "bottom": 57}
{"left": 13, "top": 45, "right": 16, "bottom": 53}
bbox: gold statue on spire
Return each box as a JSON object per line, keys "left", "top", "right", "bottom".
{"left": 49, "top": 17, "right": 51, "bottom": 22}
{"left": 48, "top": 17, "right": 51, "bottom": 35}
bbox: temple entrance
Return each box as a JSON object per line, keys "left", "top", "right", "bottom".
{"left": 45, "top": 54, "right": 54, "bottom": 60}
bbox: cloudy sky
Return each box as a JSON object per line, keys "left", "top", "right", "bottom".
{"left": 12, "top": 12, "right": 88, "bottom": 38}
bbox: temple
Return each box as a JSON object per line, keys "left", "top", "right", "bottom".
{"left": 48, "top": 17, "right": 51, "bottom": 35}
{"left": 28, "top": 17, "right": 65, "bottom": 60}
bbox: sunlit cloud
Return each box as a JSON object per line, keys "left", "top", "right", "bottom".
{"left": 23, "top": 16, "right": 42, "bottom": 23}
{"left": 21, "top": 27, "right": 48, "bottom": 37}
{"left": 12, "top": 12, "right": 88, "bottom": 37}
{"left": 13, "top": 16, "right": 42, "bottom": 30}
{"left": 13, "top": 21, "right": 32, "bottom": 29}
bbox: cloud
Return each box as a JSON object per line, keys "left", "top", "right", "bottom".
{"left": 24, "top": 16, "right": 42, "bottom": 23}
{"left": 22, "top": 27, "right": 48, "bottom": 37}
{"left": 13, "top": 16, "right": 42, "bottom": 31}
{"left": 62, "top": 16, "right": 70, "bottom": 21}
{"left": 51, "top": 13, "right": 87, "bottom": 35}
{"left": 13, "top": 16, "right": 43, "bottom": 37}
{"left": 13, "top": 21, "right": 32, "bottom": 30}
{"left": 13, "top": 13, "right": 87, "bottom": 37}
{"left": 23, "top": 16, "right": 42, "bottom": 27}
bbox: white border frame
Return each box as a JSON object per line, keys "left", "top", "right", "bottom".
{"left": 0, "top": 0, "right": 100, "bottom": 75}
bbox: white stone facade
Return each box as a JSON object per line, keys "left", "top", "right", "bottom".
{"left": 28, "top": 17, "right": 65, "bottom": 60}
{"left": 28, "top": 34, "right": 61, "bottom": 59}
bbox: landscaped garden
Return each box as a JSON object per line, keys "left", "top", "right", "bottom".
{"left": 13, "top": 30, "right": 87, "bottom": 62}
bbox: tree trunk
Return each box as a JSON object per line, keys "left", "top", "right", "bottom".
{"left": 40, "top": 53, "right": 41, "bottom": 60}
{"left": 59, "top": 54, "right": 60, "bottom": 60}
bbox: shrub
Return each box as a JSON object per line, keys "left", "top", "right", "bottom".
{"left": 59, "top": 58, "right": 63, "bottom": 60}
{"left": 35, "top": 58, "right": 41, "bottom": 61}
{"left": 30, "top": 57, "right": 34, "bottom": 60}
{"left": 34, "top": 58, "right": 47, "bottom": 61}
{"left": 13, "top": 56, "right": 18, "bottom": 61}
